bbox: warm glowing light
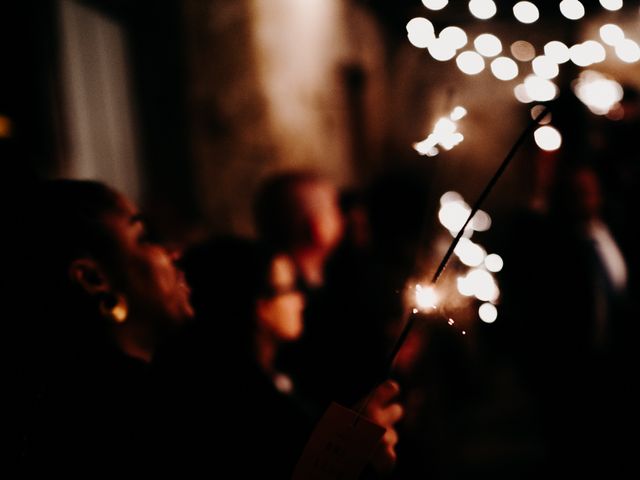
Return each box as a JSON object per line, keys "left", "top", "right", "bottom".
{"left": 573, "top": 70, "right": 624, "bottom": 115}
{"left": 570, "top": 44, "right": 593, "bottom": 67}
{"left": 466, "top": 269, "right": 499, "bottom": 302}
{"left": 440, "top": 191, "right": 463, "bottom": 205}
{"left": 471, "top": 210, "right": 492, "bottom": 231}
{"left": 456, "top": 51, "right": 485, "bottom": 75}
{"left": 474, "top": 34, "right": 502, "bottom": 57}
{"left": 457, "top": 276, "right": 474, "bottom": 296}
{"left": 485, "top": 253, "right": 503, "bottom": 272}
{"left": 534, "top": 125, "right": 562, "bottom": 151}
{"left": 511, "top": 41, "right": 535, "bottom": 62}
{"left": 560, "top": 0, "right": 585, "bottom": 20}
{"left": 615, "top": 39, "right": 640, "bottom": 63}
{"left": 440, "top": 26, "right": 468, "bottom": 50}
{"left": 433, "top": 117, "right": 464, "bottom": 150}
{"left": 599, "top": 0, "right": 623, "bottom": 11}
{"left": 468, "top": 0, "right": 497, "bottom": 20}
{"left": 454, "top": 238, "right": 487, "bottom": 267}
{"left": 428, "top": 39, "right": 458, "bottom": 61}
{"left": 414, "top": 110, "right": 466, "bottom": 157}
{"left": 524, "top": 75, "right": 558, "bottom": 102}
{"left": 531, "top": 104, "right": 552, "bottom": 124}
{"left": 407, "top": 18, "right": 436, "bottom": 49}
{"left": 600, "top": 24, "right": 625, "bottom": 46}
{"left": 415, "top": 284, "right": 438, "bottom": 310}
{"left": 583, "top": 40, "right": 606, "bottom": 63}
{"left": 413, "top": 139, "right": 439, "bottom": 156}
{"left": 422, "top": 0, "right": 449, "bottom": 10}
{"left": 532, "top": 56, "right": 559, "bottom": 79}
{"left": 490, "top": 57, "right": 519, "bottom": 81}
{"left": 448, "top": 318, "right": 455, "bottom": 325}
{"left": 479, "top": 303, "right": 498, "bottom": 323}
{"left": 513, "top": 2, "right": 539, "bottom": 24}
{"left": 439, "top": 200, "right": 471, "bottom": 232}
{"left": 450, "top": 106, "right": 468, "bottom": 121}
{"left": 514, "top": 83, "right": 533, "bottom": 103}
{"left": 544, "top": 41, "right": 570, "bottom": 64}
{"left": 413, "top": 308, "right": 419, "bottom": 314}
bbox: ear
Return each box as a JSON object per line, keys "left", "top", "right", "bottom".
{"left": 68, "top": 258, "right": 111, "bottom": 296}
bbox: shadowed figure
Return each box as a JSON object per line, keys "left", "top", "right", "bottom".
{"left": 15, "top": 179, "right": 193, "bottom": 472}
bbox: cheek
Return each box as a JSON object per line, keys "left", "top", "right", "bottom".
{"left": 265, "top": 297, "right": 304, "bottom": 338}
{"left": 126, "top": 252, "right": 176, "bottom": 305}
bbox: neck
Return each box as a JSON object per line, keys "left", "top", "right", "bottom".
{"left": 113, "top": 322, "right": 155, "bottom": 363}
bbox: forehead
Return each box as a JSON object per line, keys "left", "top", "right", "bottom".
{"left": 291, "top": 181, "right": 338, "bottom": 209}
{"left": 100, "top": 193, "right": 141, "bottom": 229}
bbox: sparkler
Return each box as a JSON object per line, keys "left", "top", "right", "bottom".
{"left": 383, "top": 104, "right": 551, "bottom": 374}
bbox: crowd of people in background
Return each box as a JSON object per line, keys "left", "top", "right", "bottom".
{"left": 9, "top": 156, "right": 638, "bottom": 478}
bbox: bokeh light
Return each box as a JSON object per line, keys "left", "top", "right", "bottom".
{"left": 559, "top": 0, "right": 585, "bottom": 20}
{"left": 456, "top": 51, "right": 486, "bottom": 75}
{"left": 485, "top": 254, "right": 504, "bottom": 272}
{"left": 474, "top": 33, "right": 502, "bottom": 57}
{"left": 468, "top": 0, "right": 497, "bottom": 20}
{"left": 599, "top": 0, "right": 623, "bottom": 11}
{"left": 491, "top": 57, "right": 519, "bottom": 80}
{"left": 544, "top": 41, "right": 570, "bottom": 64}
{"left": 573, "top": 70, "right": 624, "bottom": 115}
{"left": 599, "top": 24, "right": 625, "bottom": 47}
{"left": 407, "top": 18, "right": 436, "bottom": 49}
{"left": 479, "top": 303, "right": 498, "bottom": 323}
{"left": 524, "top": 74, "right": 558, "bottom": 101}
{"left": 513, "top": 2, "right": 540, "bottom": 24}
{"left": 534, "top": 125, "right": 562, "bottom": 151}
{"left": 514, "top": 83, "right": 533, "bottom": 103}
{"left": 615, "top": 39, "right": 640, "bottom": 63}
{"left": 532, "top": 56, "right": 559, "bottom": 79}
{"left": 440, "top": 26, "right": 468, "bottom": 50}
{"left": 511, "top": 40, "right": 536, "bottom": 61}
{"left": 422, "top": 0, "right": 449, "bottom": 10}
{"left": 429, "top": 38, "right": 458, "bottom": 61}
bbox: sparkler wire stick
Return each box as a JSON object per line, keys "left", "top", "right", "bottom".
{"left": 384, "top": 104, "right": 550, "bottom": 374}
{"left": 354, "top": 105, "right": 550, "bottom": 423}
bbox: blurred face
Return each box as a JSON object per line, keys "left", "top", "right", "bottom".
{"left": 291, "top": 181, "right": 344, "bottom": 252}
{"left": 256, "top": 254, "right": 305, "bottom": 341}
{"left": 101, "top": 195, "right": 194, "bottom": 328}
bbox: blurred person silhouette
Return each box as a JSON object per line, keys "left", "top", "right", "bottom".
{"left": 498, "top": 160, "right": 633, "bottom": 475}
{"left": 15, "top": 179, "right": 194, "bottom": 471}
{"left": 548, "top": 164, "right": 628, "bottom": 356}
{"left": 254, "top": 171, "right": 345, "bottom": 292}
{"left": 156, "top": 236, "right": 403, "bottom": 477}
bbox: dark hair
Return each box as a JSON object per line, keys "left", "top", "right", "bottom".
{"left": 17, "top": 179, "right": 123, "bottom": 358}
{"left": 253, "top": 171, "right": 323, "bottom": 249}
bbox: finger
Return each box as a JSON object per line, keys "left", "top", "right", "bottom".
{"left": 383, "top": 403, "right": 404, "bottom": 426}
{"left": 371, "top": 379, "right": 400, "bottom": 406}
{"left": 383, "top": 427, "right": 398, "bottom": 448}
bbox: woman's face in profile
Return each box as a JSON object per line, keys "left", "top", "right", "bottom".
{"left": 101, "top": 194, "right": 194, "bottom": 328}
{"left": 257, "top": 254, "right": 305, "bottom": 342}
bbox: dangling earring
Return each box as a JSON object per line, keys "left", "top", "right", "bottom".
{"left": 99, "top": 293, "right": 128, "bottom": 324}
